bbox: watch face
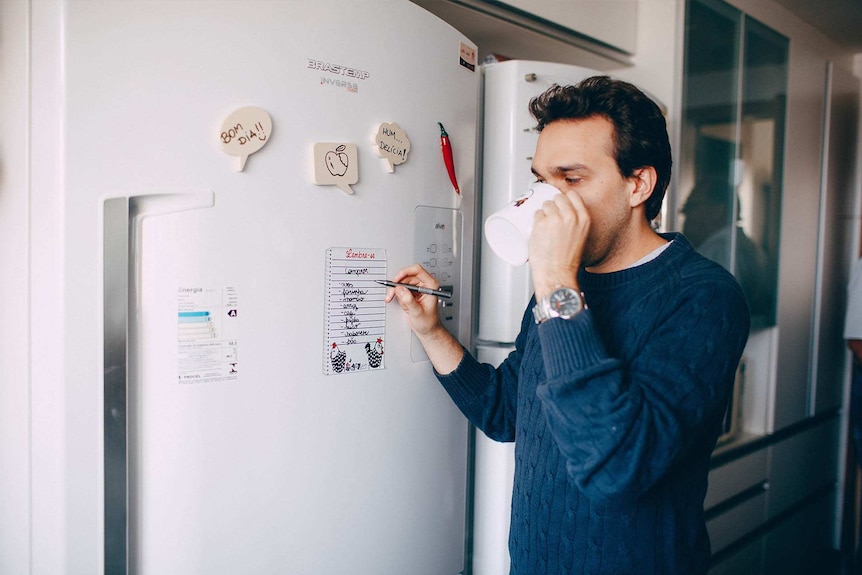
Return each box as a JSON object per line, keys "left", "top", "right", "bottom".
{"left": 550, "top": 288, "right": 582, "bottom": 318}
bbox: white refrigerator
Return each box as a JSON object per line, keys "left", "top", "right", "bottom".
{"left": 16, "top": 1, "right": 480, "bottom": 573}
{"left": 471, "top": 59, "right": 598, "bottom": 575}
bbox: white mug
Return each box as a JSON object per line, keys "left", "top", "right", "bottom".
{"left": 484, "top": 182, "right": 561, "bottom": 265}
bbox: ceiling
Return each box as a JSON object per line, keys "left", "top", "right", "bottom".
{"left": 773, "top": 0, "right": 862, "bottom": 52}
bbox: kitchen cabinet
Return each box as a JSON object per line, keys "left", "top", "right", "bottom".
{"left": 678, "top": 0, "right": 786, "bottom": 332}
{"left": 767, "top": 419, "right": 840, "bottom": 519}
{"left": 811, "top": 64, "right": 860, "bottom": 416}
{"left": 708, "top": 538, "right": 763, "bottom": 575}
{"left": 495, "top": 0, "right": 637, "bottom": 54}
{"left": 705, "top": 450, "right": 769, "bottom": 555}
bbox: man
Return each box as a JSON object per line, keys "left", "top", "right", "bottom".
{"left": 386, "top": 77, "right": 750, "bottom": 574}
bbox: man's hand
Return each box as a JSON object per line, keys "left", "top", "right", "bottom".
{"left": 528, "top": 190, "right": 590, "bottom": 300}
{"left": 384, "top": 264, "right": 445, "bottom": 336}
{"left": 384, "top": 264, "right": 464, "bottom": 374}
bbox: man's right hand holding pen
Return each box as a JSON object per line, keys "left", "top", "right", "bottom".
{"left": 383, "top": 263, "right": 465, "bottom": 375}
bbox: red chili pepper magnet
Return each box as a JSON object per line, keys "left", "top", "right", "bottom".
{"left": 438, "top": 122, "right": 460, "bottom": 195}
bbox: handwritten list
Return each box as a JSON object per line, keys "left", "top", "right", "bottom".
{"left": 324, "top": 247, "right": 386, "bottom": 375}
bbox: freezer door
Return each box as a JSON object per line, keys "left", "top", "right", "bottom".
{"left": 472, "top": 345, "right": 517, "bottom": 575}
{"left": 478, "top": 60, "right": 597, "bottom": 343}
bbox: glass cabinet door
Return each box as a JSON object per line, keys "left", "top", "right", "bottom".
{"left": 680, "top": 0, "right": 787, "bottom": 327}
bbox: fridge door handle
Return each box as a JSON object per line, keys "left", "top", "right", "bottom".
{"left": 102, "top": 191, "right": 214, "bottom": 574}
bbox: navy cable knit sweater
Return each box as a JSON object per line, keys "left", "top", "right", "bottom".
{"left": 438, "top": 233, "right": 750, "bottom": 574}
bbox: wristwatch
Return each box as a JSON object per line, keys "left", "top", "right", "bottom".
{"left": 533, "top": 287, "right": 586, "bottom": 324}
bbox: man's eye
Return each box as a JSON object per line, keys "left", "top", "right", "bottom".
{"left": 565, "top": 178, "right": 581, "bottom": 185}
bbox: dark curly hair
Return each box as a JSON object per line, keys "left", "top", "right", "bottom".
{"left": 528, "top": 76, "right": 672, "bottom": 222}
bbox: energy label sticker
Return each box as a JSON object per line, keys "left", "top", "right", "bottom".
{"left": 178, "top": 286, "right": 239, "bottom": 384}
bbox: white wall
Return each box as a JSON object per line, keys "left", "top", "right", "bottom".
{"left": 1, "top": 1, "right": 93, "bottom": 573}
{"left": 0, "top": 1, "right": 32, "bottom": 572}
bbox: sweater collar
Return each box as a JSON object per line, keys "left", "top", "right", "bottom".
{"left": 578, "top": 232, "right": 692, "bottom": 291}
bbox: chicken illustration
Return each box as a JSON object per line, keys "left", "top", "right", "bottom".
{"left": 330, "top": 342, "right": 347, "bottom": 373}
{"left": 365, "top": 338, "right": 384, "bottom": 368}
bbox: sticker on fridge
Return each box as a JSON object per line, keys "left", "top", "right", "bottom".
{"left": 459, "top": 42, "right": 477, "bottom": 72}
{"left": 324, "top": 247, "right": 386, "bottom": 375}
{"left": 177, "top": 286, "right": 239, "bottom": 384}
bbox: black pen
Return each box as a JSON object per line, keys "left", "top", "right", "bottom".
{"left": 375, "top": 279, "right": 452, "bottom": 299}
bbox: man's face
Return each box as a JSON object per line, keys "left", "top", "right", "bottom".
{"left": 530, "top": 116, "right": 637, "bottom": 269}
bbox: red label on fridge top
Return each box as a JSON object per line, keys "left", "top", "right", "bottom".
{"left": 460, "top": 42, "right": 476, "bottom": 72}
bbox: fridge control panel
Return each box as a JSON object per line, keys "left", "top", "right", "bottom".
{"left": 413, "top": 206, "right": 462, "bottom": 362}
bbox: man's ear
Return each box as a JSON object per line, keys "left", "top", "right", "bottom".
{"left": 629, "top": 167, "right": 657, "bottom": 208}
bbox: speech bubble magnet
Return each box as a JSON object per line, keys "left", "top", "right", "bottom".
{"left": 374, "top": 122, "right": 410, "bottom": 173}
{"left": 219, "top": 106, "right": 273, "bottom": 171}
{"left": 313, "top": 143, "right": 359, "bottom": 195}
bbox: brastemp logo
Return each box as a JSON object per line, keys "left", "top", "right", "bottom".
{"left": 308, "top": 58, "right": 370, "bottom": 94}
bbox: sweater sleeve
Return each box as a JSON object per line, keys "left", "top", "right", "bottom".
{"left": 535, "top": 271, "right": 750, "bottom": 505}
{"left": 435, "top": 302, "right": 535, "bottom": 442}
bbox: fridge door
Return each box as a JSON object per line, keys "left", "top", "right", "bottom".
{"left": 78, "top": 1, "right": 479, "bottom": 573}
{"left": 127, "top": 195, "right": 473, "bottom": 574}
{"left": 478, "top": 60, "right": 597, "bottom": 344}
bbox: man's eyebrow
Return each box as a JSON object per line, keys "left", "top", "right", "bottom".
{"left": 531, "top": 164, "right": 589, "bottom": 177}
